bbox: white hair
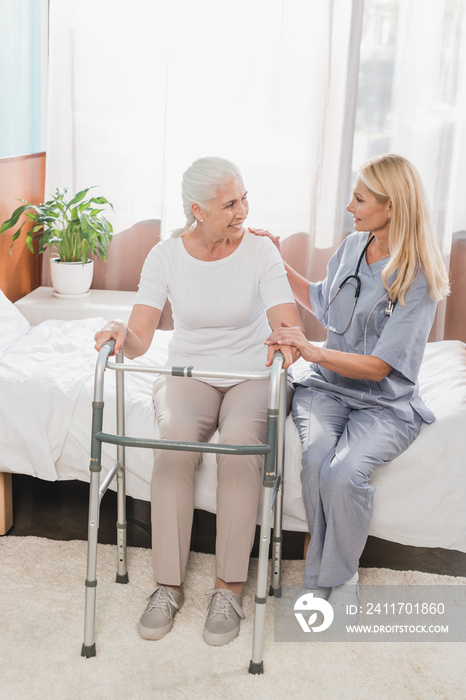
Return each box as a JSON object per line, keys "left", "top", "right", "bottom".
{"left": 171, "top": 156, "right": 243, "bottom": 237}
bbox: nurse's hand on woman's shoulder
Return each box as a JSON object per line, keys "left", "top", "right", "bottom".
{"left": 265, "top": 322, "right": 317, "bottom": 364}
{"left": 248, "top": 227, "right": 281, "bottom": 253}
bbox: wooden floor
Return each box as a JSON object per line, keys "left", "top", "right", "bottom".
{"left": 5, "top": 474, "right": 466, "bottom": 577}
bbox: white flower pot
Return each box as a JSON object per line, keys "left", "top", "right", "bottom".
{"left": 50, "top": 258, "right": 94, "bottom": 296}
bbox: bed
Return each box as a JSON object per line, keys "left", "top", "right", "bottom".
{"left": 1, "top": 288, "right": 466, "bottom": 554}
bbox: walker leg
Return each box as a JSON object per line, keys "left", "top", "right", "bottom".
{"left": 270, "top": 533, "right": 283, "bottom": 598}
{"left": 115, "top": 359, "right": 128, "bottom": 584}
{"left": 269, "top": 477, "right": 283, "bottom": 598}
{"left": 249, "top": 353, "right": 284, "bottom": 673}
{"left": 82, "top": 396, "right": 106, "bottom": 658}
{"left": 115, "top": 467, "right": 128, "bottom": 584}
{"left": 249, "top": 483, "right": 274, "bottom": 674}
{"left": 269, "top": 369, "right": 287, "bottom": 598}
{"left": 82, "top": 467, "right": 101, "bottom": 657}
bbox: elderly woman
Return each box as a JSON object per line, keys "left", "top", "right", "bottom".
{"left": 252, "top": 154, "right": 450, "bottom": 626}
{"left": 95, "top": 157, "right": 302, "bottom": 645}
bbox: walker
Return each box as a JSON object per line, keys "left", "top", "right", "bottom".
{"left": 81, "top": 340, "right": 287, "bottom": 674}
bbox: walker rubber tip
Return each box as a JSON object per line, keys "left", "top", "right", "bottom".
{"left": 248, "top": 660, "right": 264, "bottom": 675}
{"left": 81, "top": 643, "right": 96, "bottom": 658}
{"left": 269, "top": 584, "right": 282, "bottom": 598}
{"left": 116, "top": 572, "right": 129, "bottom": 584}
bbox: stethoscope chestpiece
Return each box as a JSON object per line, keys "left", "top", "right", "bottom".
{"left": 384, "top": 300, "right": 395, "bottom": 317}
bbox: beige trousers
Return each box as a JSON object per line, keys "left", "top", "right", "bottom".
{"left": 150, "top": 375, "right": 283, "bottom": 586}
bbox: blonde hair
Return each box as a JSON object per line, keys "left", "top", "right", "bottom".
{"left": 359, "top": 154, "right": 450, "bottom": 304}
{"left": 171, "top": 156, "right": 243, "bottom": 237}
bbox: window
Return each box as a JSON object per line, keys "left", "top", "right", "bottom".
{"left": 349, "top": 0, "right": 466, "bottom": 241}
{"left": 0, "top": 0, "right": 48, "bottom": 158}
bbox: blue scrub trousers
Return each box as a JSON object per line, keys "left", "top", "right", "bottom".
{"left": 292, "top": 385, "right": 423, "bottom": 588}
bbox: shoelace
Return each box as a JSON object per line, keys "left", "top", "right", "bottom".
{"left": 146, "top": 586, "right": 181, "bottom": 620}
{"left": 204, "top": 589, "right": 245, "bottom": 622}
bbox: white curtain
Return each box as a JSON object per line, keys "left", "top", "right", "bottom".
{"left": 45, "top": 0, "right": 362, "bottom": 242}
{"left": 352, "top": 0, "right": 466, "bottom": 244}
{"left": 45, "top": 0, "right": 466, "bottom": 337}
{"left": 351, "top": 0, "right": 466, "bottom": 338}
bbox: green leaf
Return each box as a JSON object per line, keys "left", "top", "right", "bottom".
{"left": 68, "top": 187, "right": 92, "bottom": 208}
{"left": 24, "top": 211, "right": 40, "bottom": 221}
{"left": 89, "top": 196, "right": 114, "bottom": 209}
{"left": 0, "top": 204, "right": 33, "bottom": 232}
{"left": 38, "top": 208, "right": 59, "bottom": 219}
{"left": 80, "top": 239, "right": 90, "bottom": 263}
{"left": 11, "top": 223, "right": 27, "bottom": 241}
{"left": 78, "top": 200, "right": 92, "bottom": 214}
{"left": 25, "top": 233, "right": 34, "bottom": 254}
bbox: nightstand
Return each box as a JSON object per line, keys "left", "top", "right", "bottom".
{"left": 14, "top": 286, "right": 137, "bottom": 325}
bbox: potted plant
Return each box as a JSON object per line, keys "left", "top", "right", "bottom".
{"left": 0, "top": 186, "right": 114, "bottom": 295}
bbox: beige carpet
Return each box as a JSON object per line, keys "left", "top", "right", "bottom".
{"left": 0, "top": 536, "right": 465, "bottom": 699}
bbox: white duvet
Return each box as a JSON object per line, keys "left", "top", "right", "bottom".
{"left": 1, "top": 314, "right": 465, "bottom": 552}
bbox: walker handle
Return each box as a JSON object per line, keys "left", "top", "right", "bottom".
{"left": 273, "top": 349, "right": 285, "bottom": 363}
{"left": 102, "top": 338, "right": 116, "bottom": 355}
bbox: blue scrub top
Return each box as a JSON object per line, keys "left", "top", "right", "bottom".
{"left": 292, "top": 232, "right": 437, "bottom": 423}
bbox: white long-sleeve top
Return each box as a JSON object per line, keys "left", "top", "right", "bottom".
{"left": 135, "top": 230, "right": 294, "bottom": 385}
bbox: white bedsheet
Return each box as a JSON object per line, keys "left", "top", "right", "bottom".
{"left": 1, "top": 317, "right": 465, "bottom": 551}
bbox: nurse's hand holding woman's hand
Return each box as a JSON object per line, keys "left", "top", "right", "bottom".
{"left": 265, "top": 338, "right": 300, "bottom": 368}
{"left": 265, "top": 322, "right": 319, "bottom": 364}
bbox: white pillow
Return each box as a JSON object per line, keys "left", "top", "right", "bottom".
{"left": 0, "top": 289, "right": 30, "bottom": 354}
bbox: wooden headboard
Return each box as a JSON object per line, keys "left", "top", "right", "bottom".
{"left": 0, "top": 153, "right": 45, "bottom": 302}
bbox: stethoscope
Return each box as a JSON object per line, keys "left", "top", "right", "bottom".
{"left": 322, "top": 234, "right": 396, "bottom": 335}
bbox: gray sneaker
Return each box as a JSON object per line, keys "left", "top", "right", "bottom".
{"left": 203, "top": 588, "right": 245, "bottom": 646}
{"left": 138, "top": 586, "right": 184, "bottom": 640}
